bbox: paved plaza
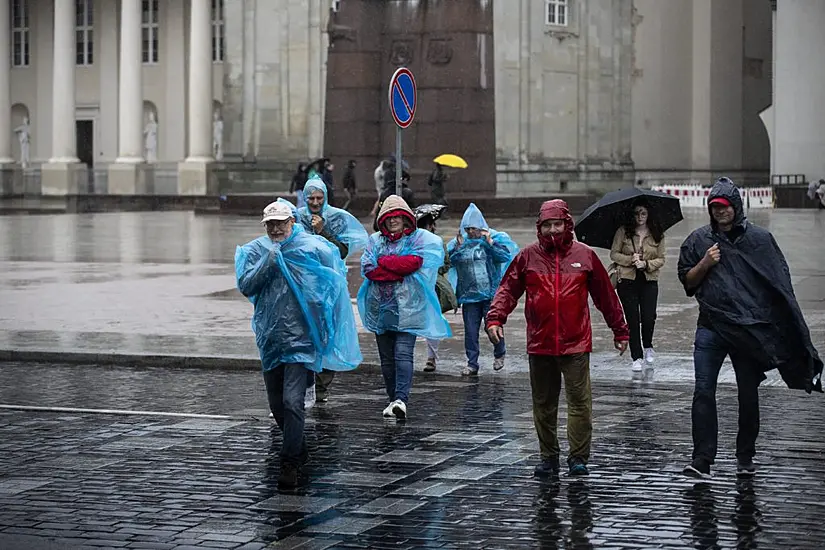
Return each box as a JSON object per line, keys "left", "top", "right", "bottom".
{"left": 0, "top": 207, "right": 824, "bottom": 548}
{"left": 0, "top": 362, "right": 824, "bottom": 549}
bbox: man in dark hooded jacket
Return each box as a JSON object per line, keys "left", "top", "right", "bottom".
{"left": 485, "top": 199, "right": 629, "bottom": 478}
{"left": 678, "top": 177, "right": 822, "bottom": 480}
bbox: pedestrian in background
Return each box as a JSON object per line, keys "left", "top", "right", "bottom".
{"left": 486, "top": 199, "right": 629, "bottom": 478}
{"left": 610, "top": 199, "right": 666, "bottom": 380}
{"left": 678, "top": 177, "right": 822, "bottom": 479}
{"left": 235, "top": 199, "right": 361, "bottom": 488}
{"left": 370, "top": 160, "right": 387, "bottom": 218}
{"left": 415, "top": 204, "right": 457, "bottom": 372}
{"left": 342, "top": 159, "right": 357, "bottom": 211}
{"left": 296, "top": 178, "right": 369, "bottom": 402}
{"left": 358, "top": 195, "right": 451, "bottom": 420}
{"left": 289, "top": 162, "right": 308, "bottom": 209}
{"left": 447, "top": 203, "right": 518, "bottom": 375}
{"left": 428, "top": 163, "right": 448, "bottom": 206}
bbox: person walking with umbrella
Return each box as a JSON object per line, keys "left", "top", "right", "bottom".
{"left": 609, "top": 199, "right": 666, "bottom": 380}
{"left": 415, "top": 204, "right": 457, "bottom": 372}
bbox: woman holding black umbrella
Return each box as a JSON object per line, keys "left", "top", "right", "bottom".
{"left": 609, "top": 199, "right": 666, "bottom": 380}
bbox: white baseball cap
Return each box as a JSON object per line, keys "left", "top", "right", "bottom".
{"left": 261, "top": 201, "right": 294, "bottom": 223}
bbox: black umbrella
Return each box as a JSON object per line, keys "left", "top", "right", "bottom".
{"left": 414, "top": 203, "right": 448, "bottom": 223}
{"left": 574, "top": 188, "right": 683, "bottom": 249}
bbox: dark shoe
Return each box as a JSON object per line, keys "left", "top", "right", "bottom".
{"left": 736, "top": 457, "right": 756, "bottom": 478}
{"left": 534, "top": 458, "right": 560, "bottom": 478}
{"left": 278, "top": 463, "right": 300, "bottom": 489}
{"left": 683, "top": 458, "right": 712, "bottom": 479}
{"left": 424, "top": 359, "right": 436, "bottom": 372}
{"left": 567, "top": 457, "right": 589, "bottom": 477}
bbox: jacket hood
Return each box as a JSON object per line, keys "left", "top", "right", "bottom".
{"left": 536, "top": 199, "right": 574, "bottom": 252}
{"left": 377, "top": 194, "right": 416, "bottom": 240}
{"left": 303, "top": 177, "right": 328, "bottom": 212}
{"left": 707, "top": 177, "right": 746, "bottom": 229}
{"left": 459, "top": 203, "right": 489, "bottom": 233}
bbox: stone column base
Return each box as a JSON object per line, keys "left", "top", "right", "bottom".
{"left": 108, "top": 163, "right": 155, "bottom": 194}
{"left": 41, "top": 162, "right": 89, "bottom": 196}
{"left": 0, "top": 165, "right": 24, "bottom": 196}
{"left": 177, "top": 160, "right": 217, "bottom": 195}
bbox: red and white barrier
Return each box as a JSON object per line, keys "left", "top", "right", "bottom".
{"left": 651, "top": 185, "right": 773, "bottom": 209}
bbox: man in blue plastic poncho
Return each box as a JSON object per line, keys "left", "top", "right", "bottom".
{"left": 358, "top": 195, "right": 452, "bottom": 421}
{"left": 296, "top": 178, "right": 369, "bottom": 403}
{"left": 447, "top": 203, "right": 519, "bottom": 376}
{"left": 235, "top": 199, "right": 362, "bottom": 488}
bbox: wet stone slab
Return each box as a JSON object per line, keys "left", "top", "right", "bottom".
{"left": 302, "top": 516, "right": 387, "bottom": 535}
{"left": 253, "top": 495, "right": 348, "bottom": 514}
{"left": 392, "top": 480, "right": 468, "bottom": 497}
{"left": 98, "top": 436, "right": 183, "bottom": 451}
{"left": 430, "top": 465, "right": 503, "bottom": 481}
{"left": 0, "top": 478, "right": 51, "bottom": 495}
{"left": 354, "top": 497, "right": 426, "bottom": 516}
{"left": 421, "top": 431, "right": 505, "bottom": 444}
{"left": 371, "top": 450, "right": 456, "bottom": 465}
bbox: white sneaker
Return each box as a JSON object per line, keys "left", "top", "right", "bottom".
{"left": 493, "top": 356, "right": 505, "bottom": 371}
{"left": 382, "top": 402, "right": 394, "bottom": 418}
{"left": 391, "top": 399, "right": 407, "bottom": 420}
{"left": 644, "top": 348, "right": 656, "bottom": 365}
{"left": 631, "top": 359, "right": 644, "bottom": 381}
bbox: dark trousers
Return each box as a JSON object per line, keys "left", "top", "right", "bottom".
{"left": 315, "top": 370, "right": 335, "bottom": 399}
{"left": 375, "top": 331, "right": 416, "bottom": 403}
{"left": 691, "top": 327, "right": 761, "bottom": 464}
{"left": 617, "top": 276, "right": 658, "bottom": 360}
{"left": 263, "top": 364, "right": 308, "bottom": 466}
{"left": 462, "top": 300, "right": 506, "bottom": 370}
{"left": 528, "top": 353, "right": 592, "bottom": 463}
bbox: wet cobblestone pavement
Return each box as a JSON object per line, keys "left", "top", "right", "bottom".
{"left": 1, "top": 362, "right": 824, "bottom": 549}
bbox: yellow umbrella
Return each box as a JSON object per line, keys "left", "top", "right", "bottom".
{"left": 433, "top": 154, "right": 468, "bottom": 169}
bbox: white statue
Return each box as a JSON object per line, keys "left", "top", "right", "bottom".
{"left": 13, "top": 116, "right": 30, "bottom": 169}
{"left": 212, "top": 110, "right": 223, "bottom": 161}
{"left": 144, "top": 112, "right": 158, "bottom": 163}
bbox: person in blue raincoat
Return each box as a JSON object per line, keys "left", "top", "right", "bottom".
{"left": 358, "top": 195, "right": 451, "bottom": 421}
{"left": 296, "top": 177, "right": 369, "bottom": 402}
{"left": 447, "top": 203, "right": 519, "bottom": 375}
{"left": 235, "top": 199, "right": 361, "bottom": 488}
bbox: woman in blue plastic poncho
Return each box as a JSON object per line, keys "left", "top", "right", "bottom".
{"left": 235, "top": 199, "right": 361, "bottom": 488}
{"left": 447, "top": 203, "right": 519, "bottom": 376}
{"left": 295, "top": 177, "right": 369, "bottom": 402}
{"left": 358, "top": 195, "right": 451, "bottom": 421}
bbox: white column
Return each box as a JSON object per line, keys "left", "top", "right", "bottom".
{"left": 186, "top": 0, "right": 213, "bottom": 162}
{"left": 116, "top": 0, "right": 144, "bottom": 162}
{"left": 0, "top": 0, "right": 13, "bottom": 164}
{"left": 50, "top": 0, "right": 79, "bottom": 163}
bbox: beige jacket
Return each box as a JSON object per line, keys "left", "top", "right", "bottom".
{"left": 609, "top": 227, "right": 666, "bottom": 282}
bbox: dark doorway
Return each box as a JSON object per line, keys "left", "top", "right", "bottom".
{"left": 76, "top": 120, "right": 94, "bottom": 167}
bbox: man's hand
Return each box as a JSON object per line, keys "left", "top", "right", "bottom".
{"left": 614, "top": 340, "right": 628, "bottom": 355}
{"left": 487, "top": 325, "right": 504, "bottom": 345}
{"left": 703, "top": 243, "right": 721, "bottom": 266}
{"left": 311, "top": 215, "right": 325, "bottom": 234}
{"left": 482, "top": 230, "right": 493, "bottom": 245}
{"left": 456, "top": 232, "right": 464, "bottom": 246}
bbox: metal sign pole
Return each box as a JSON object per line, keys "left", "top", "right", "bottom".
{"left": 395, "top": 127, "right": 402, "bottom": 197}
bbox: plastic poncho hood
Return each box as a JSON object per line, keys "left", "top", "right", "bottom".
{"left": 678, "top": 178, "right": 822, "bottom": 393}
{"left": 296, "top": 177, "right": 369, "bottom": 258}
{"left": 446, "top": 203, "right": 519, "bottom": 304}
{"left": 358, "top": 227, "right": 452, "bottom": 339}
{"left": 235, "top": 223, "right": 362, "bottom": 373}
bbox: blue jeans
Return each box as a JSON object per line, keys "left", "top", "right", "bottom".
{"left": 263, "top": 363, "right": 309, "bottom": 466}
{"left": 692, "top": 327, "right": 761, "bottom": 464}
{"left": 462, "top": 300, "right": 505, "bottom": 370}
{"left": 375, "top": 331, "right": 416, "bottom": 403}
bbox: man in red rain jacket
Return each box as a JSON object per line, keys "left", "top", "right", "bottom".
{"left": 486, "top": 199, "right": 629, "bottom": 478}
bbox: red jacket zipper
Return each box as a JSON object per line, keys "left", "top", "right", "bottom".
{"left": 555, "top": 249, "right": 560, "bottom": 354}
